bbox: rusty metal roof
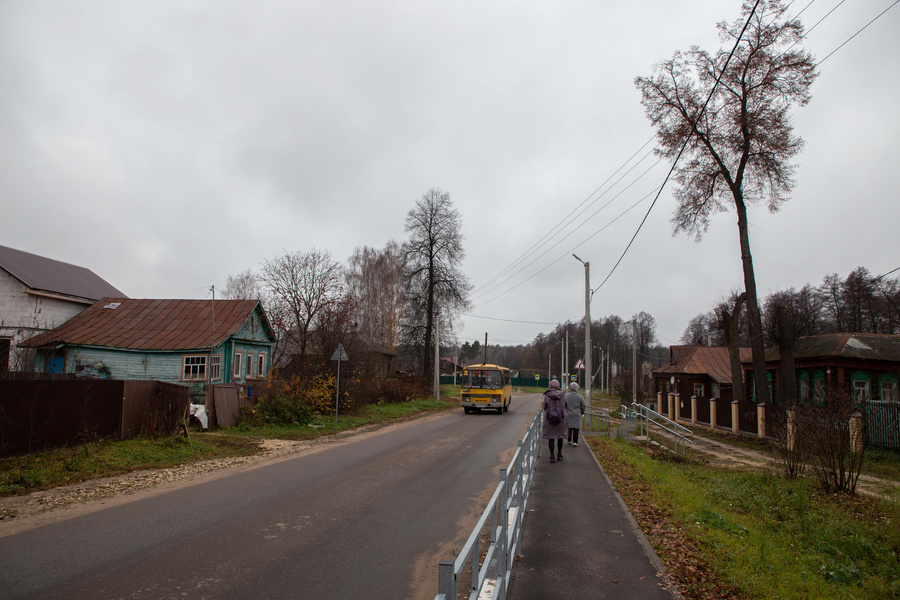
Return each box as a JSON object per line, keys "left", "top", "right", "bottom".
{"left": 20, "top": 298, "right": 274, "bottom": 351}
{"left": 653, "top": 345, "right": 752, "bottom": 384}
{"left": 763, "top": 333, "right": 900, "bottom": 363}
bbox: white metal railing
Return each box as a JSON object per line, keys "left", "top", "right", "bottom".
{"left": 624, "top": 402, "right": 693, "bottom": 455}
{"left": 433, "top": 409, "right": 542, "bottom": 600}
{"left": 582, "top": 405, "right": 610, "bottom": 434}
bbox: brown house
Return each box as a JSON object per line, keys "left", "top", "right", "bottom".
{"left": 741, "top": 333, "right": 900, "bottom": 404}
{"left": 652, "top": 345, "right": 754, "bottom": 429}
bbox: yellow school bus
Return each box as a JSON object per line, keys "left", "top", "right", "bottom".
{"left": 460, "top": 364, "right": 512, "bottom": 414}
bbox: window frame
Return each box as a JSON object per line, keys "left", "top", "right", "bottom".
{"left": 182, "top": 355, "right": 208, "bottom": 382}
{"left": 210, "top": 354, "right": 222, "bottom": 381}
{"left": 246, "top": 352, "right": 255, "bottom": 379}
{"left": 257, "top": 353, "right": 267, "bottom": 378}
{"left": 233, "top": 352, "right": 243, "bottom": 382}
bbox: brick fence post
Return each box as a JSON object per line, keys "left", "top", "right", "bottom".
{"left": 731, "top": 401, "right": 739, "bottom": 434}
{"left": 710, "top": 398, "right": 717, "bottom": 429}
{"left": 691, "top": 395, "right": 698, "bottom": 424}
{"left": 757, "top": 403, "right": 766, "bottom": 438}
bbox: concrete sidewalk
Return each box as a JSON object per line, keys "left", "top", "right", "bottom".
{"left": 506, "top": 437, "right": 679, "bottom": 599}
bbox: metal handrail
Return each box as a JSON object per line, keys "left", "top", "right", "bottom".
{"left": 434, "top": 408, "right": 542, "bottom": 600}
{"left": 627, "top": 402, "right": 693, "bottom": 455}
{"left": 581, "top": 405, "right": 610, "bottom": 434}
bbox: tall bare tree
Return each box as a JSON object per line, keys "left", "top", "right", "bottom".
{"left": 259, "top": 249, "right": 343, "bottom": 363}
{"left": 635, "top": 0, "right": 817, "bottom": 405}
{"left": 222, "top": 269, "right": 261, "bottom": 300}
{"left": 345, "top": 242, "right": 405, "bottom": 352}
{"left": 402, "top": 188, "right": 471, "bottom": 378}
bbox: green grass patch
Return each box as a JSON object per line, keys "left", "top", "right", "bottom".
{"left": 1, "top": 435, "right": 260, "bottom": 497}
{"left": 588, "top": 436, "right": 900, "bottom": 600}
{"left": 1, "top": 396, "right": 458, "bottom": 498}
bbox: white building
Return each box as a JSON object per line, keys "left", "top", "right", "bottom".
{"left": 0, "top": 245, "right": 125, "bottom": 371}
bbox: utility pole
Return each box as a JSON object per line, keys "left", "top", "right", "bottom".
{"left": 632, "top": 320, "right": 638, "bottom": 405}
{"left": 434, "top": 310, "right": 440, "bottom": 402}
{"left": 572, "top": 254, "right": 591, "bottom": 405}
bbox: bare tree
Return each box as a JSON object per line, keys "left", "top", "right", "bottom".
{"left": 222, "top": 269, "right": 261, "bottom": 300}
{"left": 402, "top": 188, "right": 471, "bottom": 378}
{"left": 716, "top": 291, "right": 747, "bottom": 405}
{"left": 635, "top": 0, "right": 817, "bottom": 406}
{"left": 345, "top": 242, "right": 405, "bottom": 352}
{"left": 259, "top": 249, "right": 343, "bottom": 363}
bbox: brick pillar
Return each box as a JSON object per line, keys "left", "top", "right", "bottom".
{"left": 710, "top": 398, "right": 717, "bottom": 429}
{"left": 731, "top": 401, "right": 739, "bottom": 433}
{"left": 787, "top": 409, "right": 796, "bottom": 451}
{"left": 667, "top": 392, "right": 674, "bottom": 419}
{"left": 757, "top": 403, "right": 766, "bottom": 438}
{"left": 849, "top": 412, "right": 864, "bottom": 454}
{"left": 675, "top": 393, "right": 681, "bottom": 421}
{"left": 691, "top": 395, "right": 698, "bottom": 424}
{"left": 657, "top": 391, "right": 662, "bottom": 413}
{"left": 670, "top": 393, "right": 677, "bottom": 420}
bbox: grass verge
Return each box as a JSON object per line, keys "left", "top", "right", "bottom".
{"left": 587, "top": 435, "right": 900, "bottom": 600}
{"left": 1, "top": 397, "right": 457, "bottom": 498}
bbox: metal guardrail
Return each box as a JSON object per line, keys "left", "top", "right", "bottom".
{"left": 434, "top": 408, "right": 542, "bottom": 600}
{"left": 581, "top": 405, "right": 610, "bottom": 434}
{"left": 622, "top": 402, "right": 693, "bottom": 456}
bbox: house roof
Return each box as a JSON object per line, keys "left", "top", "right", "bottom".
{"left": 761, "top": 333, "right": 900, "bottom": 363}
{"left": 20, "top": 298, "right": 274, "bottom": 351}
{"left": 653, "top": 345, "right": 753, "bottom": 384}
{"left": 0, "top": 244, "right": 126, "bottom": 303}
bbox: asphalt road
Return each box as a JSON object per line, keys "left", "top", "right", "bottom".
{"left": 0, "top": 393, "right": 543, "bottom": 600}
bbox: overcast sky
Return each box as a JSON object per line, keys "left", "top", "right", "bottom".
{"left": 2, "top": 0, "right": 898, "bottom": 351}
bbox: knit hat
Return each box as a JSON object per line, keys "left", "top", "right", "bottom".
{"left": 570, "top": 382, "right": 580, "bottom": 391}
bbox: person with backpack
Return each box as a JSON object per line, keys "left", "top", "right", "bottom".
{"left": 541, "top": 379, "right": 568, "bottom": 462}
{"left": 565, "top": 382, "right": 587, "bottom": 446}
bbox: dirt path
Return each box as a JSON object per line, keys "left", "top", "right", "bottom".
{"left": 687, "top": 429, "right": 899, "bottom": 502}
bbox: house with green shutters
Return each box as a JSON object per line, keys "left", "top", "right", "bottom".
{"left": 21, "top": 298, "right": 275, "bottom": 399}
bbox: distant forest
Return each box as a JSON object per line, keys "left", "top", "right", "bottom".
{"left": 452, "top": 266, "right": 899, "bottom": 378}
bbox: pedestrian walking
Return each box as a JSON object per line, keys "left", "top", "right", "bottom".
{"left": 565, "top": 382, "right": 586, "bottom": 446}
{"left": 542, "top": 379, "right": 568, "bottom": 462}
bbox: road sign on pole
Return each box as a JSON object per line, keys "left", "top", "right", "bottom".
{"left": 331, "top": 344, "right": 349, "bottom": 423}
{"left": 574, "top": 358, "right": 585, "bottom": 370}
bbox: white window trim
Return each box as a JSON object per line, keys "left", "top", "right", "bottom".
{"left": 182, "top": 355, "right": 207, "bottom": 381}
{"left": 210, "top": 354, "right": 222, "bottom": 381}
{"left": 233, "top": 352, "right": 243, "bottom": 381}
{"left": 257, "top": 354, "right": 266, "bottom": 378}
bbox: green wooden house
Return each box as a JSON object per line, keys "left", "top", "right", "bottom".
{"left": 21, "top": 298, "right": 276, "bottom": 399}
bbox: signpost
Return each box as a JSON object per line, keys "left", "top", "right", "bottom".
{"left": 330, "top": 344, "right": 350, "bottom": 423}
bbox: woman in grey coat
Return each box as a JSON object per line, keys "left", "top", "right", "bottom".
{"left": 541, "top": 379, "right": 568, "bottom": 462}
{"left": 565, "top": 382, "right": 586, "bottom": 446}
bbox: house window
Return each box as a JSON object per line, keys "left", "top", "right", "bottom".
{"left": 711, "top": 384, "right": 720, "bottom": 399}
{"left": 799, "top": 377, "right": 810, "bottom": 403}
{"left": 693, "top": 383, "right": 704, "bottom": 398}
{"left": 881, "top": 380, "right": 898, "bottom": 402}
{"left": 234, "top": 352, "right": 243, "bottom": 381}
{"left": 853, "top": 380, "right": 870, "bottom": 402}
{"left": 183, "top": 355, "right": 207, "bottom": 381}
{"left": 246, "top": 353, "right": 255, "bottom": 378}
{"left": 210, "top": 355, "right": 222, "bottom": 381}
{"left": 257, "top": 354, "right": 266, "bottom": 378}
{"left": 813, "top": 375, "right": 825, "bottom": 405}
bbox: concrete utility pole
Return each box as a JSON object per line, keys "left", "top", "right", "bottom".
{"left": 434, "top": 311, "right": 440, "bottom": 402}
{"left": 632, "top": 320, "right": 638, "bottom": 405}
{"left": 572, "top": 254, "right": 591, "bottom": 406}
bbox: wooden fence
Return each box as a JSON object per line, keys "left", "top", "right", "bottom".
{"left": 0, "top": 377, "right": 189, "bottom": 456}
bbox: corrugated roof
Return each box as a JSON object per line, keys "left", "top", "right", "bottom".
{"left": 0, "top": 244, "right": 126, "bottom": 302}
{"left": 20, "top": 298, "right": 274, "bottom": 351}
{"left": 653, "top": 346, "right": 752, "bottom": 384}
{"left": 764, "top": 333, "right": 900, "bottom": 363}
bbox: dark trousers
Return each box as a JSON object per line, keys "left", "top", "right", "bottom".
{"left": 568, "top": 428, "right": 580, "bottom": 444}
{"left": 548, "top": 439, "right": 563, "bottom": 456}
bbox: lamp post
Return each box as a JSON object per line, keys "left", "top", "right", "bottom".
{"left": 572, "top": 254, "right": 592, "bottom": 406}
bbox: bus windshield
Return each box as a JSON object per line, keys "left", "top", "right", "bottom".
{"left": 463, "top": 370, "right": 503, "bottom": 390}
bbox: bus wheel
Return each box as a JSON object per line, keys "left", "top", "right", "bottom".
{"left": 463, "top": 407, "right": 471, "bottom": 414}
{"left": 503, "top": 404, "right": 509, "bottom": 413}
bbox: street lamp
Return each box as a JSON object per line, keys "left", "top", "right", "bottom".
{"left": 572, "top": 254, "right": 592, "bottom": 406}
